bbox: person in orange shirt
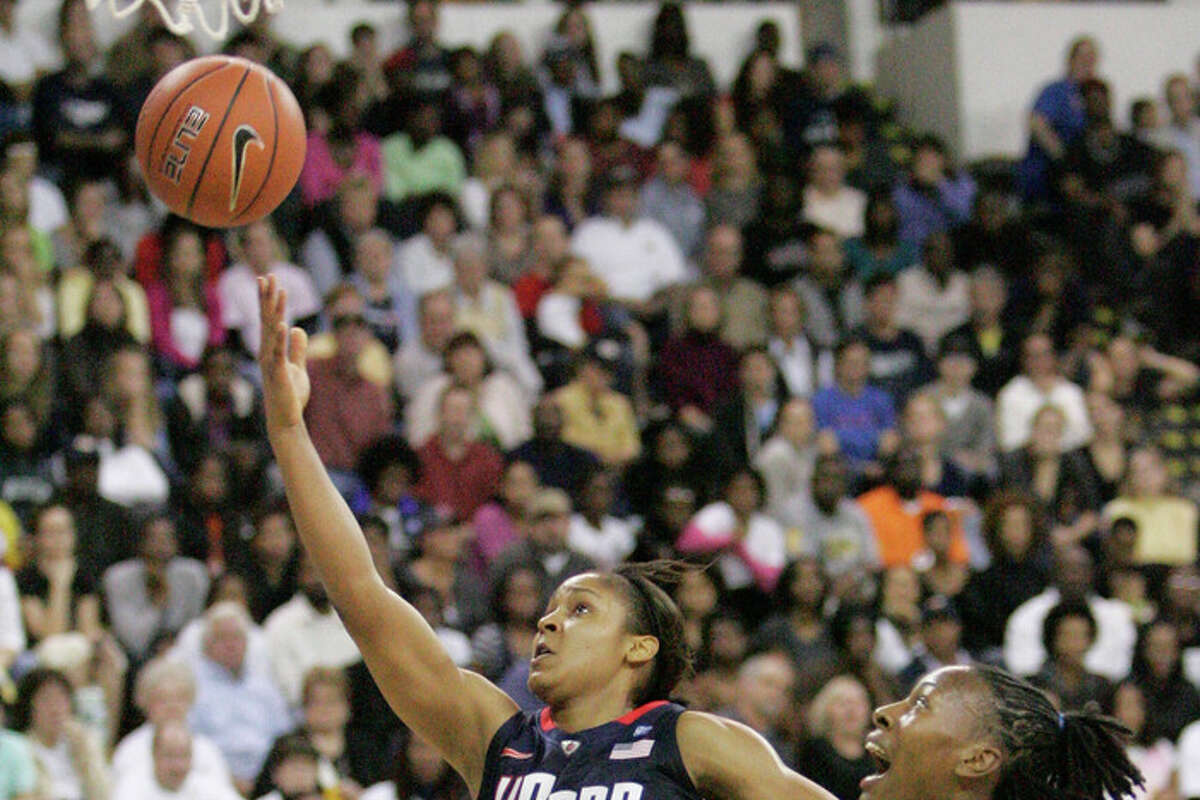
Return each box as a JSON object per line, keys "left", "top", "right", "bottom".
{"left": 858, "top": 447, "right": 968, "bottom": 567}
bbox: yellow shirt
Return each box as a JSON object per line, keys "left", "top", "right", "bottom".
{"left": 553, "top": 381, "right": 641, "bottom": 466}
{"left": 57, "top": 270, "right": 151, "bottom": 342}
{"left": 306, "top": 333, "right": 393, "bottom": 389}
{"left": 0, "top": 500, "right": 23, "bottom": 570}
{"left": 1104, "top": 495, "right": 1199, "bottom": 565}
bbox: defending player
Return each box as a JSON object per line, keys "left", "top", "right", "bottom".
{"left": 255, "top": 275, "right": 837, "bottom": 800}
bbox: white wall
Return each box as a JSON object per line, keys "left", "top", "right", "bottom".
{"left": 59, "top": 1, "right": 801, "bottom": 93}
{"left": 875, "top": 2, "right": 1200, "bottom": 161}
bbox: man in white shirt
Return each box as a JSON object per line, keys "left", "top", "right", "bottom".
{"left": 801, "top": 144, "right": 866, "bottom": 239}
{"left": 112, "top": 721, "right": 243, "bottom": 800}
{"left": 398, "top": 194, "right": 457, "bottom": 296}
{"left": 1151, "top": 74, "right": 1200, "bottom": 197}
{"left": 570, "top": 166, "right": 688, "bottom": 314}
{"left": 219, "top": 219, "right": 321, "bottom": 357}
{"left": 394, "top": 288, "right": 455, "bottom": 402}
{"left": 894, "top": 231, "right": 970, "bottom": 355}
{"left": 263, "top": 554, "right": 360, "bottom": 708}
{"left": 1003, "top": 546, "right": 1135, "bottom": 681}
{"left": 995, "top": 332, "right": 1092, "bottom": 452}
{"left": 112, "top": 657, "right": 233, "bottom": 787}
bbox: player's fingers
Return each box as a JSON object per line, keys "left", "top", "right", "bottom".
{"left": 288, "top": 327, "right": 308, "bottom": 368}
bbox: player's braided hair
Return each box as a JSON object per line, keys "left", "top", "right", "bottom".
{"left": 610, "top": 560, "right": 696, "bottom": 706}
{"left": 973, "top": 665, "right": 1143, "bottom": 800}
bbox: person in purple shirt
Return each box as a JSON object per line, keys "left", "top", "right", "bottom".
{"left": 892, "top": 135, "right": 976, "bottom": 248}
{"left": 1016, "top": 36, "right": 1099, "bottom": 201}
{"left": 812, "top": 337, "right": 898, "bottom": 473}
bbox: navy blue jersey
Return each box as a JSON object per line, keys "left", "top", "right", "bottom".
{"left": 478, "top": 701, "right": 702, "bottom": 800}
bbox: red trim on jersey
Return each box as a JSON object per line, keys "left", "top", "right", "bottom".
{"left": 539, "top": 700, "right": 668, "bottom": 732}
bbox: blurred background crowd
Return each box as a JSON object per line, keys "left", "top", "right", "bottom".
{"left": 2, "top": 0, "right": 1200, "bottom": 799}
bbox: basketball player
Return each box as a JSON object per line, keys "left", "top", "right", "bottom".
{"left": 255, "top": 275, "right": 837, "bottom": 800}
{"left": 860, "top": 664, "right": 1143, "bottom": 800}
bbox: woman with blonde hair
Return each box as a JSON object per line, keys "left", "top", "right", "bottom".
{"left": 799, "top": 674, "right": 874, "bottom": 800}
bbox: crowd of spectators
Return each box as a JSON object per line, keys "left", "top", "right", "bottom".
{"left": 1, "top": 1, "right": 1200, "bottom": 799}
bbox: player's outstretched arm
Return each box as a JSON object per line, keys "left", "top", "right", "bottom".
{"left": 676, "top": 711, "right": 838, "bottom": 800}
{"left": 256, "top": 276, "right": 518, "bottom": 793}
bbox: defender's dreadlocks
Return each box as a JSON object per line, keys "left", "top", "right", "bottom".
{"left": 974, "top": 664, "right": 1143, "bottom": 800}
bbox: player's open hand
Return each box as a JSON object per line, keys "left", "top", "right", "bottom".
{"left": 258, "top": 275, "right": 310, "bottom": 432}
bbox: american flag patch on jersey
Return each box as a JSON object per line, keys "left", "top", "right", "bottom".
{"left": 610, "top": 740, "right": 654, "bottom": 760}
{"left": 500, "top": 748, "right": 533, "bottom": 759}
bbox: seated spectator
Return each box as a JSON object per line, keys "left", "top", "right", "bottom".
{"left": 1004, "top": 545, "right": 1136, "bottom": 682}
{"left": 916, "top": 510, "right": 969, "bottom": 599}
{"left": 513, "top": 216, "right": 571, "bottom": 321}
{"left": 395, "top": 507, "right": 488, "bottom": 634}
{"left": 145, "top": 222, "right": 225, "bottom": 374}
{"left": 922, "top": 333, "right": 995, "bottom": 480}
{"left": 398, "top": 193, "right": 459, "bottom": 297}
{"left": 802, "top": 144, "right": 867, "bottom": 239}
{"left": 485, "top": 185, "right": 531, "bottom": 285}
{"left": 359, "top": 730, "right": 468, "bottom": 800}
{"left": 695, "top": 225, "right": 769, "bottom": 350}
{"left": 165, "top": 345, "right": 265, "bottom": 476}
{"left": 449, "top": 235, "right": 542, "bottom": 399}
{"left": 1130, "top": 618, "right": 1200, "bottom": 744}
{"left": 552, "top": 340, "right": 641, "bottom": 468}
{"left": 299, "top": 70, "right": 383, "bottom": 210}
{"left": 672, "top": 567, "right": 721, "bottom": 659}
{"left": 874, "top": 565, "right": 924, "bottom": 674}
{"left": 352, "top": 436, "right": 427, "bottom": 564}
{"left": 531, "top": 254, "right": 609, "bottom": 362}
{"left": 743, "top": 172, "right": 807, "bottom": 287}
{"left": 897, "top": 595, "right": 972, "bottom": 693}
{"left": 796, "top": 675, "right": 874, "bottom": 800}
{"left": 857, "top": 448, "right": 969, "bottom": 569}
{"left": 103, "top": 514, "right": 209, "bottom": 663}
{"left": 0, "top": 398, "right": 54, "bottom": 525}
{"left": 263, "top": 554, "right": 361, "bottom": 709}
{"left": 508, "top": 395, "right": 600, "bottom": 497}
{"left": 233, "top": 504, "right": 301, "bottom": 625}
{"left": 346, "top": 229, "right": 416, "bottom": 357}
{"left": 843, "top": 192, "right": 919, "bottom": 279}
{"left": 0, "top": 326, "right": 55, "bottom": 434}
{"left": 16, "top": 504, "right": 101, "bottom": 647}
{"left": 1029, "top": 600, "right": 1113, "bottom": 711}
{"left": 716, "top": 653, "right": 795, "bottom": 764}
{"left": 677, "top": 468, "right": 786, "bottom": 607}
{"left": 56, "top": 437, "right": 134, "bottom": 579}
{"left": 489, "top": 488, "right": 595, "bottom": 608}
{"left": 459, "top": 132, "right": 520, "bottom": 233}
{"left": 112, "top": 656, "right": 233, "bottom": 786}
{"left": 812, "top": 337, "right": 898, "bottom": 473}
{"left": 218, "top": 219, "right": 321, "bottom": 358}
{"left": 300, "top": 174, "right": 404, "bottom": 297}
{"left": 112, "top": 720, "right": 242, "bottom": 800}
{"left": 892, "top": 134, "right": 976, "bottom": 247}
{"left": 639, "top": 141, "right": 704, "bottom": 259}
{"left": 252, "top": 734, "right": 323, "bottom": 800}
{"left": 941, "top": 265, "right": 1019, "bottom": 398}
{"left": 58, "top": 279, "right": 140, "bottom": 415}
{"left": 754, "top": 557, "right": 839, "bottom": 692}
{"left": 567, "top": 469, "right": 635, "bottom": 570}
{"left": 406, "top": 332, "right": 531, "bottom": 452}
{"left": 469, "top": 563, "right": 545, "bottom": 682}
{"left": 305, "top": 286, "right": 394, "bottom": 495}
{"left": 999, "top": 404, "right": 1102, "bottom": 548}
{"left": 56, "top": 237, "right": 150, "bottom": 343}
{"left": 829, "top": 603, "right": 901, "bottom": 708}
{"left": 996, "top": 332, "right": 1093, "bottom": 453}
{"left": 190, "top": 603, "right": 290, "bottom": 795}
{"left": 622, "top": 420, "right": 709, "bottom": 520}
{"left": 544, "top": 137, "right": 597, "bottom": 231}
{"left": 382, "top": 101, "right": 465, "bottom": 204}
{"left": 686, "top": 609, "right": 750, "bottom": 712}
{"left": 569, "top": 166, "right": 687, "bottom": 315}
{"left": 170, "top": 573, "right": 273, "bottom": 684}
{"left": 658, "top": 284, "right": 740, "bottom": 426}
{"left": 794, "top": 226, "right": 865, "bottom": 350}
{"left": 10, "top": 668, "right": 109, "bottom": 800}
{"left": 902, "top": 393, "right": 969, "bottom": 498}
{"left": 286, "top": 667, "right": 371, "bottom": 795}
{"left": 101, "top": 344, "right": 177, "bottom": 484}
{"left": 854, "top": 273, "right": 932, "bottom": 407}
{"left": 895, "top": 232, "right": 970, "bottom": 356}
{"left": 413, "top": 385, "right": 504, "bottom": 520}
{"left": 754, "top": 396, "right": 828, "bottom": 518}
{"left": 1103, "top": 445, "right": 1199, "bottom": 567}
{"left": 1096, "top": 335, "right": 1199, "bottom": 433}
{"left": 766, "top": 286, "right": 831, "bottom": 398}
{"left": 470, "top": 460, "right": 537, "bottom": 577}
{"left": 394, "top": 288, "right": 456, "bottom": 404}
{"left": 1105, "top": 682, "right": 1176, "bottom": 800}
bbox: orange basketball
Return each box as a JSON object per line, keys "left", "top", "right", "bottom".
{"left": 135, "top": 55, "right": 306, "bottom": 229}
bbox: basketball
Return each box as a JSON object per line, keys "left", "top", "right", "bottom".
{"left": 135, "top": 55, "right": 306, "bottom": 229}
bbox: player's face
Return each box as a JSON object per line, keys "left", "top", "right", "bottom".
{"left": 861, "top": 667, "right": 988, "bottom": 800}
{"left": 529, "top": 574, "right": 645, "bottom": 706}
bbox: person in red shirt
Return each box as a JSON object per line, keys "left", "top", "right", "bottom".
{"left": 304, "top": 286, "right": 394, "bottom": 497}
{"left": 414, "top": 384, "right": 504, "bottom": 520}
